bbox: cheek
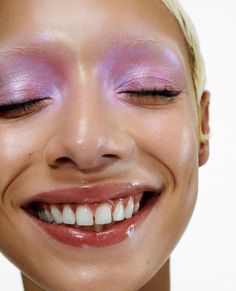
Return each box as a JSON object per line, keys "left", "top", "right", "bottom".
{"left": 0, "top": 118, "right": 50, "bottom": 195}
{"left": 121, "top": 107, "right": 199, "bottom": 184}
{"left": 0, "top": 125, "right": 37, "bottom": 252}
{"left": 122, "top": 108, "right": 199, "bottom": 255}
{"left": 123, "top": 106, "right": 200, "bottom": 232}
{"left": 0, "top": 127, "right": 35, "bottom": 204}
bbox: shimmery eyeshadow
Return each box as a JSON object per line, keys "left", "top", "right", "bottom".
{"left": 0, "top": 55, "right": 65, "bottom": 103}
{"left": 96, "top": 43, "right": 186, "bottom": 93}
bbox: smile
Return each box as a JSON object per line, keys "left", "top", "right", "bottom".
{"left": 29, "top": 192, "right": 143, "bottom": 230}
{"left": 22, "top": 184, "right": 162, "bottom": 248}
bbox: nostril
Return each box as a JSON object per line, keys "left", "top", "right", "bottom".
{"left": 50, "top": 155, "right": 117, "bottom": 172}
{"left": 51, "top": 157, "right": 74, "bottom": 168}
{"left": 102, "top": 154, "right": 119, "bottom": 159}
{"left": 56, "top": 157, "right": 71, "bottom": 163}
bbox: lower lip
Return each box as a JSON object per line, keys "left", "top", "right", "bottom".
{"left": 27, "top": 194, "right": 159, "bottom": 248}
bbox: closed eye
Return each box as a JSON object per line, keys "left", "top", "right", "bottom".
{"left": 0, "top": 98, "right": 50, "bottom": 119}
{"left": 118, "top": 88, "right": 182, "bottom": 106}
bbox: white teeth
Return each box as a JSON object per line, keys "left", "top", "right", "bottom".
{"left": 76, "top": 206, "right": 94, "bottom": 226}
{"left": 95, "top": 203, "right": 112, "bottom": 225}
{"left": 38, "top": 211, "right": 44, "bottom": 221}
{"left": 44, "top": 209, "right": 54, "bottom": 223}
{"left": 38, "top": 195, "right": 142, "bottom": 225}
{"left": 133, "top": 201, "right": 140, "bottom": 214}
{"left": 62, "top": 205, "right": 75, "bottom": 225}
{"left": 124, "top": 197, "right": 134, "bottom": 219}
{"left": 113, "top": 200, "right": 125, "bottom": 221}
{"left": 41, "top": 211, "right": 48, "bottom": 222}
{"left": 50, "top": 206, "right": 63, "bottom": 224}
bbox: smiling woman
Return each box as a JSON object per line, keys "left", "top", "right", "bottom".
{"left": 0, "top": 0, "right": 209, "bottom": 291}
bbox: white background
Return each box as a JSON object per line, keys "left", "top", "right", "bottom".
{"left": 172, "top": 1, "right": 236, "bottom": 290}
{"left": 1, "top": 1, "right": 236, "bottom": 290}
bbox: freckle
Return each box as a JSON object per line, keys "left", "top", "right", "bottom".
{"left": 146, "top": 260, "right": 150, "bottom": 265}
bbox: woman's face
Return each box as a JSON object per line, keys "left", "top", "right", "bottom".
{"left": 0, "top": 0, "right": 209, "bottom": 290}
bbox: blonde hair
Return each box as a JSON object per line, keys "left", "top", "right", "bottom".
{"left": 161, "top": 0, "right": 208, "bottom": 142}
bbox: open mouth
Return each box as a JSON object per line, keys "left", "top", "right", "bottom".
{"left": 22, "top": 187, "right": 161, "bottom": 248}
{"left": 23, "top": 191, "right": 158, "bottom": 232}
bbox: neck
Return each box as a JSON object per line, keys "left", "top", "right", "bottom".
{"left": 139, "top": 259, "right": 170, "bottom": 291}
{"left": 22, "top": 275, "right": 45, "bottom": 291}
{"left": 22, "top": 259, "right": 170, "bottom": 291}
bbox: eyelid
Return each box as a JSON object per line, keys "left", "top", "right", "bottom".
{"left": 0, "top": 97, "right": 51, "bottom": 119}
{"left": 0, "top": 96, "right": 50, "bottom": 108}
{"left": 118, "top": 88, "right": 182, "bottom": 95}
{"left": 115, "top": 76, "right": 180, "bottom": 92}
{"left": 117, "top": 88, "right": 183, "bottom": 107}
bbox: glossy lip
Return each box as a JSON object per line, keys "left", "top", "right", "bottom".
{"left": 21, "top": 182, "right": 162, "bottom": 248}
{"left": 22, "top": 182, "right": 162, "bottom": 206}
{"left": 26, "top": 192, "right": 160, "bottom": 248}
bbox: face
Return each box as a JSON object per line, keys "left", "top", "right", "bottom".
{"left": 0, "top": 1, "right": 209, "bottom": 290}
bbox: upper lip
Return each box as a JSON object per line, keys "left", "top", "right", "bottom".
{"left": 22, "top": 182, "right": 162, "bottom": 207}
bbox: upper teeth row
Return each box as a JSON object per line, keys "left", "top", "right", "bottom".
{"left": 38, "top": 196, "right": 141, "bottom": 226}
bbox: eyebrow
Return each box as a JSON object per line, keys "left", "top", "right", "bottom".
{"left": 104, "top": 36, "right": 184, "bottom": 71}
{"left": 117, "top": 36, "right": 166, "bottom": 49}
{"left": 0, "top": 36, "right": 184, "bottom": 73}
{"left": 114, "top": 35, "right": 182, "bottom": 56}
{"left": 0, "top": 41, "right": 75, "bottom": 63}
{"left": 0, "top": 41, "right": 77, "bottom": 77}
{"left": 0, "top": 35, "right": 181, "bottom": 55}
{"left": 0, "top": 45, "right": 44, "bottom": 58}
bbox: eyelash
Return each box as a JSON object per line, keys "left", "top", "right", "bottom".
{"left": 0, "top": 98, "right": 48, "bottom": 119}
{"left": 120, "top": 88, "right": 182, "bottom": 105}
{"left": 0, "top": 88, "right": 181, "bottom": 119}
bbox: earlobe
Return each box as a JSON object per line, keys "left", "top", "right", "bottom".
{"left": 199, "top": 91, "right": 210, "bottom": 167}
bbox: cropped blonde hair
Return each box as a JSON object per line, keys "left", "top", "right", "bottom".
{"left": 161, "top": 0, "right": 208, "bottom": 142}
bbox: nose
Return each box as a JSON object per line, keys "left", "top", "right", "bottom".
{"left": 44, "top": 91, "right": 135, "bottom": 173}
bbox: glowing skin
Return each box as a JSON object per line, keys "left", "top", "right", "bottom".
{"left": 0, "top": 1, "right": 209, "bottom": 291}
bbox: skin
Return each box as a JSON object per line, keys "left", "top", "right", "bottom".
{"left": 0, "top": 0, "right": 209, "bottom": 290}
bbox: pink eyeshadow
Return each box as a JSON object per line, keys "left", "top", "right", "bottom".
{"left": 96, "top": 44, "right": 186, "bottom": 92}
{"left": 0, "top": 56, "right": 65, "bottom": 102}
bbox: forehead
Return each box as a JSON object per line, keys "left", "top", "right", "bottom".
{"left": 0, "top": 0, "right": 192, "bottom": 86}
{"left": 0, "top": 1, "right": 186, "bottom": 48}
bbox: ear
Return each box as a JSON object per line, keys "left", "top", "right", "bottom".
{"left": 199, "top": 91, "right": 210, "bottom": 167}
